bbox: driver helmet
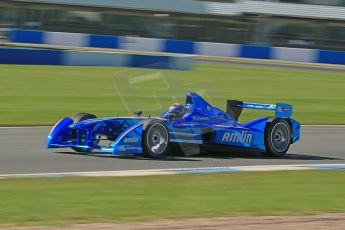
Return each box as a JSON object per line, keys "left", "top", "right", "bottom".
{"left": 167, "top": 103, "right": 186, "bottom": 119}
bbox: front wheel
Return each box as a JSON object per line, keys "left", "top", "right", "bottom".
{"left": 264, "top": 119, "right": 291, "bottom": 157}
{"left": 71, "top": 112, "right": 97, "bottom": 153}
{"left": 142, "top": 120, "right": 170, "bottom": 158}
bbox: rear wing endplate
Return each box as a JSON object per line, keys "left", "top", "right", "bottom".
{"left": 227, "top": 100, "right": 292, "bottom": 121}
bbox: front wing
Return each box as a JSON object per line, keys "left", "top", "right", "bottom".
{"left": 47, "top": 117, "right": 144, "bottom": 154}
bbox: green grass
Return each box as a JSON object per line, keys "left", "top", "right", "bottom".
{"left": 0, "top": 170, "right": 344, "bottom": 226}
{"left": 0, "top": 63, "right": 345, "bottom": 125}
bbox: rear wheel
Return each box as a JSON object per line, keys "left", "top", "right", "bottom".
{"left": 71, "top": 112, "right": 97, "bottom": 153}
{"left": 264, "top": 119, "right": 291, "bottom": 157}
{"left": 142, "top": 120, "right": 170, "bottom": 158}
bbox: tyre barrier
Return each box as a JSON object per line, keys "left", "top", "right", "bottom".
{"left": 8, "top": 29, "right": 345, "bottom": 65}
{"left": 0, "top": 47, "right": 193, "bottom": 70}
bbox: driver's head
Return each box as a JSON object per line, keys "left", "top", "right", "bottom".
{"left": 167, "top": 103, "right": 185, "bottom": 119}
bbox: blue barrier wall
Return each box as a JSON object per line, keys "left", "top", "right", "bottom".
{"left": 0, "top": 47, "right": 193, "bottom": 70}
{"left": 318, "top": 50, "right": 345, "bottom": 65}
{"left": 7, "top": 29, "right": 345, "bottom": 65}
{"left": 10, "top": 29, "right": 44, "bottom": 44}
{"left": 240, "top": 45, "right": 271, "bottom": 59}
{"left": 130, "top": 54, "right": 170, "bottom": 68}
{"left": 0, "top": 48, "right": 62, "bottom": 65}
{"left": 89, "top": 34, "right": 120, "bottom": 49}
{"left": 164, "top": 39, "right": 195, "bottom": 54}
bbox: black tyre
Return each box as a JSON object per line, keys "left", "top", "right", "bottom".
{"left": 73, "top": 112, "right": 97, "bottom": 123}
{"left": 71, "top": 112, "right": 97, "bottom": 153}
{"left": 264, "top": 119, "right": 291, "bottom": 157}
{"left": 142, "top": 120, "right": 170, "bottom": 158}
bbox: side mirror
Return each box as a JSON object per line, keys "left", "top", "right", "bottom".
{"left": 134, "top": 111, "right": 143, "bottom": 117}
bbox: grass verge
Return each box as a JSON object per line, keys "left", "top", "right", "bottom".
{"left": 0, "top": 170, "right": 344, "bottom": 226}
{"left": 0, "top": 63, "right": 345, "bottom": 125}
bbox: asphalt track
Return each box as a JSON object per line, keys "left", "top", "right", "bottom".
{"left": 0, "top": 126, "right": 344, "bottom": 174}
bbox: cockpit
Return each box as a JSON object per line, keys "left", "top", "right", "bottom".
{"left": 161, "top": 94, "right": 194, "bottom": 120}
{"left": 163, "top": 103, "right": 187, "bottom": 120}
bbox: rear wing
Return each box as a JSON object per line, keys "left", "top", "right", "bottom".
{"left": 226, "top": 100, "right": 292, "bottom": 121}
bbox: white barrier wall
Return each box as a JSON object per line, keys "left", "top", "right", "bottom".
{"left": 121, "top": 36, "right": 164, "bottom": 52}
{"left": 62, "top": 51, "right": 130, "bottom": 66}
{"left": 271, "top": 47, "right": 317, "bottom": 63}
{"left": 170, "top": 56, "right": 194, "bottom": 70}
{"left": 44, "top": 32, "right": 89, "bottom": 47}
{"left": 197, "top": 42, "right": 239, "bottom": 57}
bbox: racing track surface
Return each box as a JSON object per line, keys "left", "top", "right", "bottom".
{"left": 0, "top": 126, "right": 344, "bottom": 174}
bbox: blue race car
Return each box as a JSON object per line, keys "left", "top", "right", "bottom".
{"left": 47, "top": 92, "right": 300, "bottom": 158}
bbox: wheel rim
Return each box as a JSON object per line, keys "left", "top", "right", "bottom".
{"left": 270, "top": 122, "right": 290, "bottom": 153}
{"left": 147, "top": 123, "right": 168, "bottom": 155}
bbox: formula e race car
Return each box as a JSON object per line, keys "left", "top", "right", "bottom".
{"left": 47, "top": 92, "right": 300, "bottom": 158}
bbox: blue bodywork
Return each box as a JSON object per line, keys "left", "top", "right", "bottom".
{"left": 47, "top": 92, "right": 300, "bottom": 155}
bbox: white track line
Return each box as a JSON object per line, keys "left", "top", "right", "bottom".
{"left": 0, "top": 164, "right": 344, "bottom": 179}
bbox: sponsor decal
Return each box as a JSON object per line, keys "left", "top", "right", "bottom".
{"left": 277, "top": 106, "right": 291, "bottom": 112}
{"left": 221, "top": 131, "right": 252, "bottom": 143}
{"left": 124, "top": 137, "right": 139, "bottom": 143}
{"left": 125, "top": 146, "right": 138, "bottom": 150}
{"left": 119, "top": 146, "right": 138, "bottom": 151}
{"left": 192, "top": 116, "right": 210, "bottom": 121}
